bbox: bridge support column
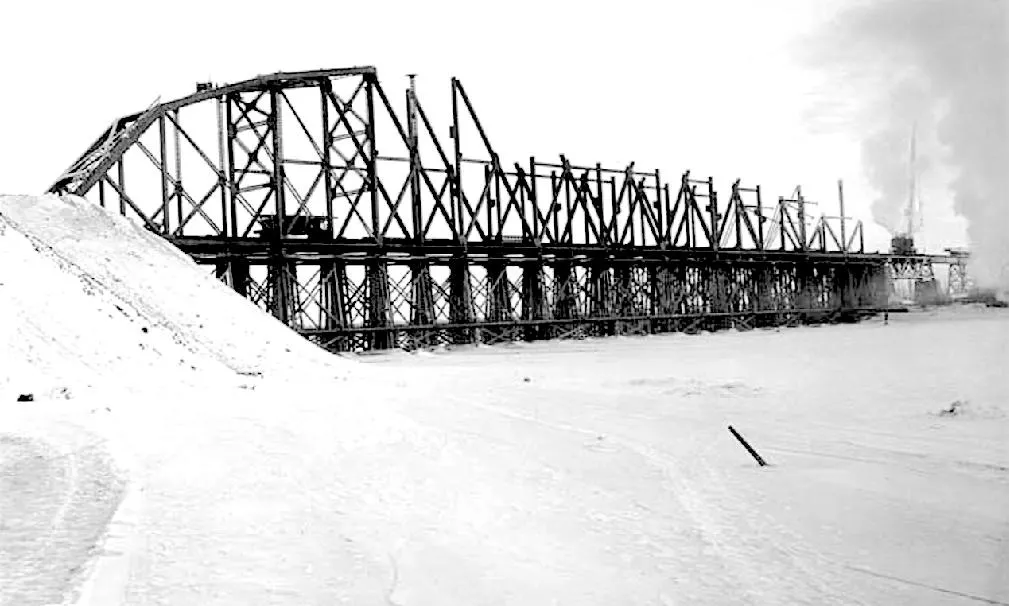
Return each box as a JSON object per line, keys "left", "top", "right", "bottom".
{"left": 215, "top": 262, "right": 228, "bottom": 282}
{"left": 757, "top": 264, "right": 776, "bottom": 326}
{"left": 873, "top": 264, "right": 891, "bottom": 308}
{"left": 948, "top": 261, "right": 969, "bottom": 297}
{"left": 648, "top": 265, "right": 665, "bottom": 333}
{"left": 680, "top": 265, "right": 697, "bottom": 315}
{"left": 521, "top": 259, "right": 545, "bottom": 341}
{"left": 410, "top": 260, "right": 435, "bottom": 349}
{"left": 366, "top": 258, "right": 391, "bottom": 350}
{"left": 848, "top": 264, "right": 870, "bottom": 309}
{"left": 806, "top": 265, "right": 822, "bottom": 313}
{"left": 777, "top": 264, "right": 795, "bottom": 323}
{"left": 709, "top": 262, "right": 730, "bottom": 330}
{"left": 222, "top": 259, "right": 250, "bottom": 297}
{"left": 831, "top": 264, "right": 848, "bottom": 313}
{"left": 823, "top": 266, "right": 837, "bottom": 310}
{"left": 670, "top": 263, "right": 689, "bottom": 324}
{"left": 658, "top": 263, "right": 678, "bottom": 332}
{"left": 553, "top": 258, "right": 576, "bottom": 323}
{"left": 613, "top": 264, "right": 631, "bottom": 334}
{"left": 320, "top": 260, "right": 348, "bottom": 335}
{"left": 266, "top": 260, "right": 298, "bottom": 327}
{"left": 729, "top": 264, "right": 755, "bottom": 329}
{"left": 448, "top": 255, "right": 473, "bottom": 344}
{"left": 696, "top": 264, "right": 713, "bottom": 318}
{"left": 792, "top": 261, "right": 808, "bottom": 320}
{"left": 486, "top": 260, "right": 511, "bottom": 323}
{"left": 589, "top": 260, "right": 613, "bottom": 336}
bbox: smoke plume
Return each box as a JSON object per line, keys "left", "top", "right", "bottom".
{"left": 801, "top": 0, "right": 1009, "bottom": 290}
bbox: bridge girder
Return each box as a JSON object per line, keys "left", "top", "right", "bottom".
{"left": 49, "top": 67, "right": 971, "bottom": 350}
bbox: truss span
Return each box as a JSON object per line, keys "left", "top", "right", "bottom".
{"left": 50, "top": 67, "right": 969, "bottom": 351}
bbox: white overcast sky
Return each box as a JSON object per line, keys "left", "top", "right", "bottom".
{"left": 0, "top": 0, "right": 964, "bottom": 251}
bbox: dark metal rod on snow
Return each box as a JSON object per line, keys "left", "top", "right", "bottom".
{"left": 728, "top": 425, "right": 768, "bottom": 467}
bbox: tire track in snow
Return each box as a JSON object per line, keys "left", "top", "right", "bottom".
{"left": 657, "top": 447, "right": 872, "bottom": 605}
{"left": 465, "top": 399, "right": 871, "bottom": 605}
{"left": 0, "top": 432, "right": 126, "bottom": 606}
{"left": 456, "top": 400, "right": 749, "bottom": 601}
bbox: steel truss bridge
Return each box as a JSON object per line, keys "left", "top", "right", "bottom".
{"left": 49, "top": 67, "right": 970, "bottom": 351}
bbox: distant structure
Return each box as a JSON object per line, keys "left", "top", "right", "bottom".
{"left": 885, "top": 124, "right": 967, "bottom": 304}
{"left": 48, "top": 68, "right": 971, "bottom": 351}
{"left": 890, "top": 123, "right": 924, "bottom": 256}
{"left": 945, "top": 247, "right": 973, "bottom": 299}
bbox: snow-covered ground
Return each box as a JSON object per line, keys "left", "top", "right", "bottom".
{"left": 2, "top": 195, "right": 1007, "bottom": 605}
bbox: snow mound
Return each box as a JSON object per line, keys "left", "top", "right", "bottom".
{"left": 934, "top": 399, "right": 1006, "bottom": 420}
{"left": 0, "top": 194, "right": 352, "bottom": 400}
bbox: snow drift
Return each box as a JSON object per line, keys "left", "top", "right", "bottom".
{"left": 0, "top": 194, "right": 353, "bottom": 401}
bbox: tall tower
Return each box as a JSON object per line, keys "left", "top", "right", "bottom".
{"left": 903, "top": 123, "right": 923, "bottom": 237}
{"left": 891, "top": 123, "right": 922, "bottom": 255}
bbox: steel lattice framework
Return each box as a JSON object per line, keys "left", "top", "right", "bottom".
{"left": 49, "top": 67, "right": 970, "bottom": 351}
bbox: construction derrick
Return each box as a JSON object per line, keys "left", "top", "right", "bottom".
{"left": 50, "top": 67, "right": 968, "bottom": 351}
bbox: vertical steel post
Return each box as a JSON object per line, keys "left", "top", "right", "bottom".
{"left": 486, "top": 164, "right": 494, "bottom": 241}
{"left": 654, "top": 169, "right": 663, "bottom": 246}
{"left": 494, "top": 157, "right": 503, "bottom": 240}
{"left": 216, "top": 95, "right": 228, "bottom": 237}
{"left": 225, "top": 94, "right": 239, "bottom": 238}
{"left": 529, "top": 157, "right": 539, "bottom": 242}
{"left": 596, "top": 163, "right": 605, "bottom": 246}
{"left": 663, "top": 183, "right": 671, "bottom": 247}
{"left": 366, "top": 75, "right": 380, "bottom": 245}
{"left": 407, "top": 75, "right": 422, "bottom": 244}
{"left": 838, "top": 179, "right": 847, "bottom": 253}
{"left": 778, "top": 197, "right": 787, "bottom": 251}
{"left": 609, "top": 177, "right": 617, "bottom": 244}
{"left": 321, "top": 81, "right": 335, "bottom": 238}
{"left": 452, "top": 79, "right": 463, "bottom": 243}
{"left": 708, "top": 176, "right": 718, "bottom": 252}
{"left": 117, "top": 158, "right": 126, "bottom": 216}
{"left": 269, "top": 87, "right": 290, "bottom": 325}
{"left": 174, "top": 109, "right": 183, "bottom": 233}
{"left": 270, "top": 87, "right": 287, "bottom": 234}
{"left": 797, "top": 186, "right": 807, "bottom": 251}
{"left": 734, "top": 182, "right": 742, "bottom": 249}
{"left": 551, "top": 171, "right": 560, "bottom": 242}
{"left": 684, "top": 178, "right": 694, "bottom": 248}
{"left": 159, "top": 115, "right": 170, "bottom": 235}
{"left": 562, "top": 166, "right": 573, "bottom": 244}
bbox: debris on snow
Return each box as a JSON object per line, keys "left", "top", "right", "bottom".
{"left": 939, "top": 400, "right": 967, "bottom": 417}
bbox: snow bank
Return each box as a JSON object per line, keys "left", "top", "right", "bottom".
{"left": 0, "top": 193, "right": 363, "bottom": 606}
{"left": 0, "top": 194, "right": 353, "bottom": 400}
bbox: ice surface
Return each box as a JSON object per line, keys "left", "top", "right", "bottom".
{"left": 1, "top": 195, "right": 1008, "bottom": 605}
